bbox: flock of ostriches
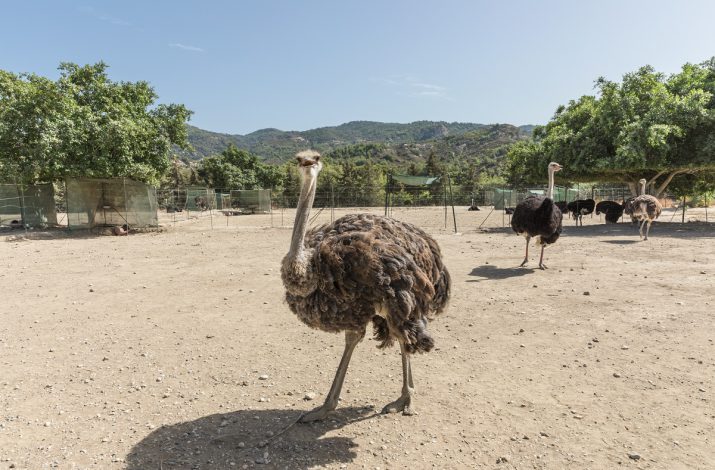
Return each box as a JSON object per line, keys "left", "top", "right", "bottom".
{"left": 280, "top": 152, "right": 663, "bottom": 421}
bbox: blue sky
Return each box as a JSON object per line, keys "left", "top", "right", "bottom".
{"left": 2, "top": 0, "right": 714, "bottom": 134}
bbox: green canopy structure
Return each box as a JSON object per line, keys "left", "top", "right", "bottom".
{"left": 384, "top": 173, "right": 457, "bottom": 232}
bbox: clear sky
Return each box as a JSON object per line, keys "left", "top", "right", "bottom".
{"left": 2, "top": 0, "right": 714, "bottom": 134}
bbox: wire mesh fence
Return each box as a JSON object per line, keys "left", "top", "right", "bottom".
{"left": 2, "top": 180, "right": 706, "bottom": 234}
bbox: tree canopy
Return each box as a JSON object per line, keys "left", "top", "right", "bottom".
{"left": 0, "top": 62, "right": 192, "bottom": 184}
{"left": 506, "top": 58, "right": 715, "bottom": 196}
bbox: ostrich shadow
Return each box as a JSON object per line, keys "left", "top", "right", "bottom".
{"left": 126, "top": 407, "right": 376, "bottom": 469}
{"left": 600, "top": 239, "right": 640, "bottom": 245}
{"left": 467, "top": 264, "right": 535, "bottom": 281}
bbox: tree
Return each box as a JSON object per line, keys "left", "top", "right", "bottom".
{"left": 0, "top": 62, "right": 192, "bottom": 184}
{"left": 505, "top": 59, "right": 715, "bottom": 196}
{"left": 197, "top": 144, "right": 282, "bottom": 190}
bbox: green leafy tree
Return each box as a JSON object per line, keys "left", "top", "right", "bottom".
{"left": 506, "top": 59, "right": 715, "bottom": 196}
{"left": 197, "top": 144, "right": 282, "bottom": 190}
{"left": 0, "top": 62, "right": 192, "bottom": 184}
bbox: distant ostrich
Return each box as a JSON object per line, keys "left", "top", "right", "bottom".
{"left": 281, "top": 151, "right": 451, "bottom": 422}
{"left": 595, "top": 200, "right": 625, "bottom": 224}
{"left": 627, "top": 178, "right": 662, "bottom": 240}
{"left": 567, "top": 199, "right": 596, "bottom": 226}
{"left": 510, "top": 162, "right": 563, "bottom": 269}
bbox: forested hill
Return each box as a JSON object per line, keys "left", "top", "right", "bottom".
{"left": 181, "top": 120, "right": 535, "bottom": 163}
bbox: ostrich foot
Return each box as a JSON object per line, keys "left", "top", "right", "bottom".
{"left": 381, "top": 393, "right": 415, "bottom": 416}
{"left": 519, "top": 259, "right": 528, "bottom": 268}
{"left": 539, "top": 263, "right": 548, "bottom": 270}
{"left": 299, "top": 404, "right": 337, "bottom": 423}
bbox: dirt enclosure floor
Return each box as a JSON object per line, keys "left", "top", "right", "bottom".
{"left": 1, "top": 206, "right": 714, "bottom": 469}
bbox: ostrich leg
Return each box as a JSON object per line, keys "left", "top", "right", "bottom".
{"left": 538, "top": 244, "right": 548, "bottom": 270}
{"left": 638, "top": 218, "right": 646, "bottom": 239}
{"left": 382, "top": 341, "right": 415, "bottom": 415}
{"left": 300, "top": 329, "right": 364, "bottom": 423}
{"left": 519, "top": 236, "right": 530, "bottom": 267}
{"left": 644, "top": 219, "right": 652, "bottom": 240}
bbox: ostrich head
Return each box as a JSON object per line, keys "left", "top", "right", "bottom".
{"left": 639, "top": 178, "right": 647, "bottom": 195}
{"left": 548, "top": 162, "right": 563, "bottom": 173}
{"left": 296, "top": 150, "right": 322, "bottom": 181}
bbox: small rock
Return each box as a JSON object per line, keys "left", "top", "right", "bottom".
{"left": 613, "top": 372, "right": 622, "bottom": 378}
{"left": 304, "top": 392, "right": 317, "bottom": 401}
{"left": 496, "top": 456, "right": 508, "bottom": 464}
{"left": 628, "top": 452, "right": 641, "bottom": 460}
{"left": 583, "top": 291, "right": 590, "bottom": 296}
{"left": 258, "top": 374, "right": 269, "bottom": 380}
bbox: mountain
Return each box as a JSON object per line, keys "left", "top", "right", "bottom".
{"left": 179, "top": 120, "right": 534, "bottom": 165}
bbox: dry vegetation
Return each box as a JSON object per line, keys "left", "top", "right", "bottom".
{"left": 1, "top": 207, "right": 713, "bottom": 469}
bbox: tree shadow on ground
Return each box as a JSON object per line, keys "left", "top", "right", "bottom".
{"left": 480, "top": 222, "right": 715, "bottom": 240}
{"left": 126, "top": 406, "right": 378, "bottom": 470}
{"left": 467, "top": 264, "right": 535, "bottom": 281}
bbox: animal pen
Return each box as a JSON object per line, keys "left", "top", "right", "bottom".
{"left": 64, "top": 178, "right": 158, "bottom": 229}
{"left": 384, "top": 174, "right": 458, "bottom": 232}
{"left": 0, "top": 183, "right": 57, "bottom": 228}
{"left": 1, "top": 178, "right": 159, "bottom": 231}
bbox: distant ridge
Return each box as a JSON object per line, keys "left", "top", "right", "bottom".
{"left": 180, "top": 120, "right": 537, "bottom": 164}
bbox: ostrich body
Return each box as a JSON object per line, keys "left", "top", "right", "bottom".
{"left": 281, "top": 151, "right": 451, "bottom": 422}
{"left": 627, "top": 178, "right": 662, "bottom": 240}
{"left": 595, "top": 200, "right": 625, "bottom": 224}
{"left": 567, "top": 199, "right": 596, "bottom": 226}
{"left": 510, "top": 162, "right": 563, "bottom": 269}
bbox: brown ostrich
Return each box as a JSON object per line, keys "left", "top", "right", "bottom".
{"left": 628, "top": 178, "right": 662, "bottom": 240}
{"left": 281, "top": 151, "right": 451, "bottom": 422}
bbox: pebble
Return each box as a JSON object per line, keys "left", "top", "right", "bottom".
{"left": 583, "top": 291, "right": 590, "bottom": 296}
{"left": 304, "top": 392, "right": 316, "bottom": 401}
{"left": 258, "top": 374, "right": 269, "bottom": 380}
{"left": 628, "top": 452, "right": 641, "bottom": 460}
{"left": 613, "top": 372, "right": 622, "bottom": 378}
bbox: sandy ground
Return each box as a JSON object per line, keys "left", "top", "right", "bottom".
{"left": 1, "top": 207, "right": 714, "bottom": 470}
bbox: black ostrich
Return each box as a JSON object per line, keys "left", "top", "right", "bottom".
{"left": 281, "top": 151, "right": 451, "bottom": 422}
{"left": 595, "top": 200, "right": 625, "bottom": 224}
{"left": 567, "top": 199, "right": 596, "bottom": 226}
{"left": 510, "top": 162, "right": 563, "bottom": 269}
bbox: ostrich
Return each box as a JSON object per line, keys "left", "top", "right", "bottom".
{"left": 510, "top": 162, "right": 563, "bottom": 269}
{"left": 281, "top": 151, "right": 451, "bottom": 422}
{"left": 566, "top": 199, "right": 596, "bottom": 226}
{"left": 628, "top": 178, "right": 662, "bottom": 240}
{"left": 595, "top": 200, "right": 625, "bottom": 224}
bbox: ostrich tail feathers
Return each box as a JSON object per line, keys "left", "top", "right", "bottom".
{"left": 372, "top": 316, "right": 394, "bottom": 349}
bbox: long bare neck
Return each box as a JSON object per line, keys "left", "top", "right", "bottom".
{"left": 640, "top": 181, "right": 646, "bottom": 195}
{"left": 546, "top": 168, "right": 555, "bottom": 200}
{"left": 287, "top": 173, "right": 317, "bottom": 260}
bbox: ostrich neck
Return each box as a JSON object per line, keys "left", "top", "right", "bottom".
{"left": 640, "top": 181, "right": 646, "bottom": 195}
{"left": 546, "top": 169, "right": 555, "bottom": 200}
{"left": 287, "top": 173, "right": 317, "bottom": 261}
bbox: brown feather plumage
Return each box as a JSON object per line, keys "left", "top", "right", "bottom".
{"left": 283, "top": 213, "right": 450, "bottom": 353}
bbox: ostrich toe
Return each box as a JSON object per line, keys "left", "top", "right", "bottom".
{"left": 299, "top": 404, "right": 336, "bottom": 423}
{"left": 381, "top": 392, "right": 415, "bottom": 416}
